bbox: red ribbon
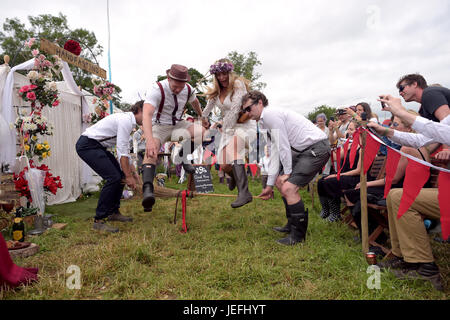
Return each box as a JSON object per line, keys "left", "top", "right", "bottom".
{"left": 181, "top": 190, "right": 189, "bottom": 233}
{"left": 337, "top": 139, "right": 349, "bottom": 180}
{"left": 336, "top": 147, "right": 341, "bottom": 178}
{"left": 438, "top": 172, "right": 450, "bottom": 240}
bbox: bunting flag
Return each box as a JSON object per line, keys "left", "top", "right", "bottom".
{"left": 349, "top": 129, "right": 360, "bottom": 169}
{"left": 384, "top": 148, "right": 401, "bottom": 198}
{"left": 337, "top": 139, "right": 349, "bottom": 180}
{"left": 332, "top": 128, "right": 450, "bottom": 238}
{"left": 397, "top": 159, "right": 430, "bottom": 219}
{"left": 363, "top": 132, "right": 381, "bottom": 175}
{"left": 438, "top": 172, "right": 450, "bottom": 240}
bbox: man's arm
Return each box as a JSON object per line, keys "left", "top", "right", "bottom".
{"left": 120, "top": 156, "right": 137, "bottom": 189}
{"left": 143, "top": 103, "right": 157, "bottom": 158}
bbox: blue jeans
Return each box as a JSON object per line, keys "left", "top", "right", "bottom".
{"left": 76, "top": 135, "right": 124, "bottom": 220}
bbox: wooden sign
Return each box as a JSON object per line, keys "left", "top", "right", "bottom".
{"left": 40, "top": 38, "right": 107, "bottom": 78}
{"left": 192, "top": 165, "right": 214, "bottom": 194}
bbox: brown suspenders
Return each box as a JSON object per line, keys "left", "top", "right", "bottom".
{"left": 155, "top": 82, "right": 192, "bottom": 124}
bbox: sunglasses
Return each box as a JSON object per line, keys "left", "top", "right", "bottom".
{"left": 398, "top": 84, "right": 407, "bottom": 93}
{"left": 243, "top": 100, "right": 258, "bottom": 113}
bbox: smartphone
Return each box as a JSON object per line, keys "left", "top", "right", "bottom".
{"left": 330, "top": 116, "right": 335, "bottom": 121}
{"left": 379, "top": 96, "right": 386, "bottom": 109}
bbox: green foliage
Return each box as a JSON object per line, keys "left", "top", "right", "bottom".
{"left": 0, "top": 13, "right": 125, "bottom": 109}
{"left": 227, "top": 51, "right": 266, "bottom": 90}
{"left": 307, "top": 105, "right": 337, "bottom": 124}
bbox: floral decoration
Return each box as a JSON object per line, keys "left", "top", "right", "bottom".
{"left": 63, "top": 40, "right": 82, "bottom": 56}
{"left": 209, "top": 61, "right": 234, "bottom": 74}
{"left": 83, "top": 78, "right": 116, "bottom": 124}
{"left": 13, "top": 160, "right": 63, "bottom": 203}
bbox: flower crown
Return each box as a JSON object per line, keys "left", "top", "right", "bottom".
{"left": 210, "top": 61, "right": 234, "bottom": 74}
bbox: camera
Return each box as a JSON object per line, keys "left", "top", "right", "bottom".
{"left": 336, "top": 108, "right": 346, "bottom": 116}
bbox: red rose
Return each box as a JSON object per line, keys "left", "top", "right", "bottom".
{"left": 64, "top": 40, "right": 82, "bottom": 56}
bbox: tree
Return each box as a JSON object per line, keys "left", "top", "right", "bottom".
{"left": 226, "top": 51, "right": 266, "bottom": 90}
{"left": 307, "top": 105, "right": 337, "bottom": 124}
{"left": 0, "top": 13, "right": 124, "bottom": 108}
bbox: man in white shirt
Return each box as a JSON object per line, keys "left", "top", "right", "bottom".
{"left": 76, "top": 101, "right": 143, "bottom": 233}
{"left": 141, "top": 64, "right": 207, "bottom": 212}
{"left": 242, "top": 91, "right": 331, "bottom": 245}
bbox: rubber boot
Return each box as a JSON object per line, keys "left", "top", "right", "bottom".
{"left": 177, "top": 139, "right": 195, "bottom": 174}
{"left": 230, "top": 161, "right": 253, "bottom": 208}
{"left": 319, "top": 195, "right": 331, "bottom": 219}
{"left": 142, "top": 164, "right": 156, "bottom": 212}
{"left": 273, "top": 197, "right": 291, "bottom": 233}
{"left": 278, "top": 201, "right": 308, "bottom": 245}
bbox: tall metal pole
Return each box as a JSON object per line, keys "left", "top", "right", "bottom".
{"left": 107, "top": 0, "right": 113, "bottom": 114}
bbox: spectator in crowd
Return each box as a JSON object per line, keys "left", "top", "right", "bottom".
{"left": 344, "top": 110, "right": 430, "bottom": 243}
{"left": 316, "top": 113, "right": 331, "bottom": 175}
{"left": 368, "top": 92, "right": 449, "bottom": 292}
{"left": 317, "top": 121, "right": 364, "bottom": 222}
{"left": 133, "top": 124, "right": 146, "bottom": 174}
{"left": 328, "top": 107, "right": 351, "bottom": 147}
{"left": 346, "top": 102, "right": 378, "bottom": 123}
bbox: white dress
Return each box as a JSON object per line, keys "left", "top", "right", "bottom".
{"left": 203, "top": 79, "right": 257, "bottom": 162}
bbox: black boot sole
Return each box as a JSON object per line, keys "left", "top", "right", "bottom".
{"left": 142, "top": 196, "right": 155, "bottom": 212}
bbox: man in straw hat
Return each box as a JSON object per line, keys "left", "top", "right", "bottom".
{"left": 141, "top": 64, "right": 206, "bottom": 212}
{"left": 241, "top": 90, "right": 331, "bottom": 245}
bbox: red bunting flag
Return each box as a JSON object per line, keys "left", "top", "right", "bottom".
{"left": 438, "top": 172, "right": 450, "bottom": 241}
{"left": 397, "top": 159, "right": 430, "bottom": 219}
{"left": 384, "top": 148, "right": 402, "bottom": 198}
{"left": 349, "top": 129, "right": 360, "bottom": 169}
{"left": 363, "top": 130, "right": 381, "bottom": 175}
{"left": 336, "top": 147, "right": 341, "bottom": 178}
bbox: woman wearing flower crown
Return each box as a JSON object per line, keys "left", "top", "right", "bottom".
{"left": 202, "top": 58, "right": 257, "bottom": 208}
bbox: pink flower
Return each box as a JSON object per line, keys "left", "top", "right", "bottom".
{"left": 26, "top": 91, "right": 36, "bottom": 101}
{"left": 29, "top": 85, "right": 38, "bottom": 90}
{"left": 52, "top": 100, "right": 60, "bottom": 107}
{"left": 31, "top": 49, "right": 39, "bottom": 56}
{"left": 19, "top": 85, "right": 30, "bottom": 93}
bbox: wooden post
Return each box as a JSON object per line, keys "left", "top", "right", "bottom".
{"left": 359, "top": 126, "right": 369, "bottom": 254}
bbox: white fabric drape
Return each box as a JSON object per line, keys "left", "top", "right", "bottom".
{"left": 0, "top": 58, "right": 35, "bottom": 169}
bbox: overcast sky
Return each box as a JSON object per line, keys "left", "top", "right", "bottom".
{"left": 1, "top": 0, "right": 449, "bottom": 120}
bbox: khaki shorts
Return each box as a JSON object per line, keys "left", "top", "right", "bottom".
{"left": 152, "top": 120, "right": 194, "bottom": 144}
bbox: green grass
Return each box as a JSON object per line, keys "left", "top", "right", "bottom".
{"left": 1, "top": 170, "right": 448, "bottom": 300}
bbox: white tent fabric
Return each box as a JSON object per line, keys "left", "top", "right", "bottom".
{"left": 0, "top": 62, "right": 124, "bottom": 205}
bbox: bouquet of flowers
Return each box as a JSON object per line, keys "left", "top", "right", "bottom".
{"left": 19, "top": 38, "right": 62, "bottom": 111}
{"left": 85, "top": 78, "right": 116, "bottom": 124}
{"left": 13, "top": 160, "right": 63, "bottom": 203}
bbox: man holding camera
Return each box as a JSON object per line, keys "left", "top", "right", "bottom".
{"left": 328, "top": 107, "right": 351, "bottom": 147}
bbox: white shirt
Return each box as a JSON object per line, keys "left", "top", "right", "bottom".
{"left": 259, "top": 155, "right": 271, "bottom": 175}
{"left": 144, "top": 79, "right": 196, "bottom": 125}
{"left": 259, "top": 107, "right": 328, "bottom": 186}
{"left": 392, "top": 115, "right": 450, "bottom": 148}
{"left": 82, "top": 112, "right": 136, "bottom": 160}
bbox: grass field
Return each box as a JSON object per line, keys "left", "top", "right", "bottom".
{"left": 1, "top": 170, "right": 448, "bottom": 300}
